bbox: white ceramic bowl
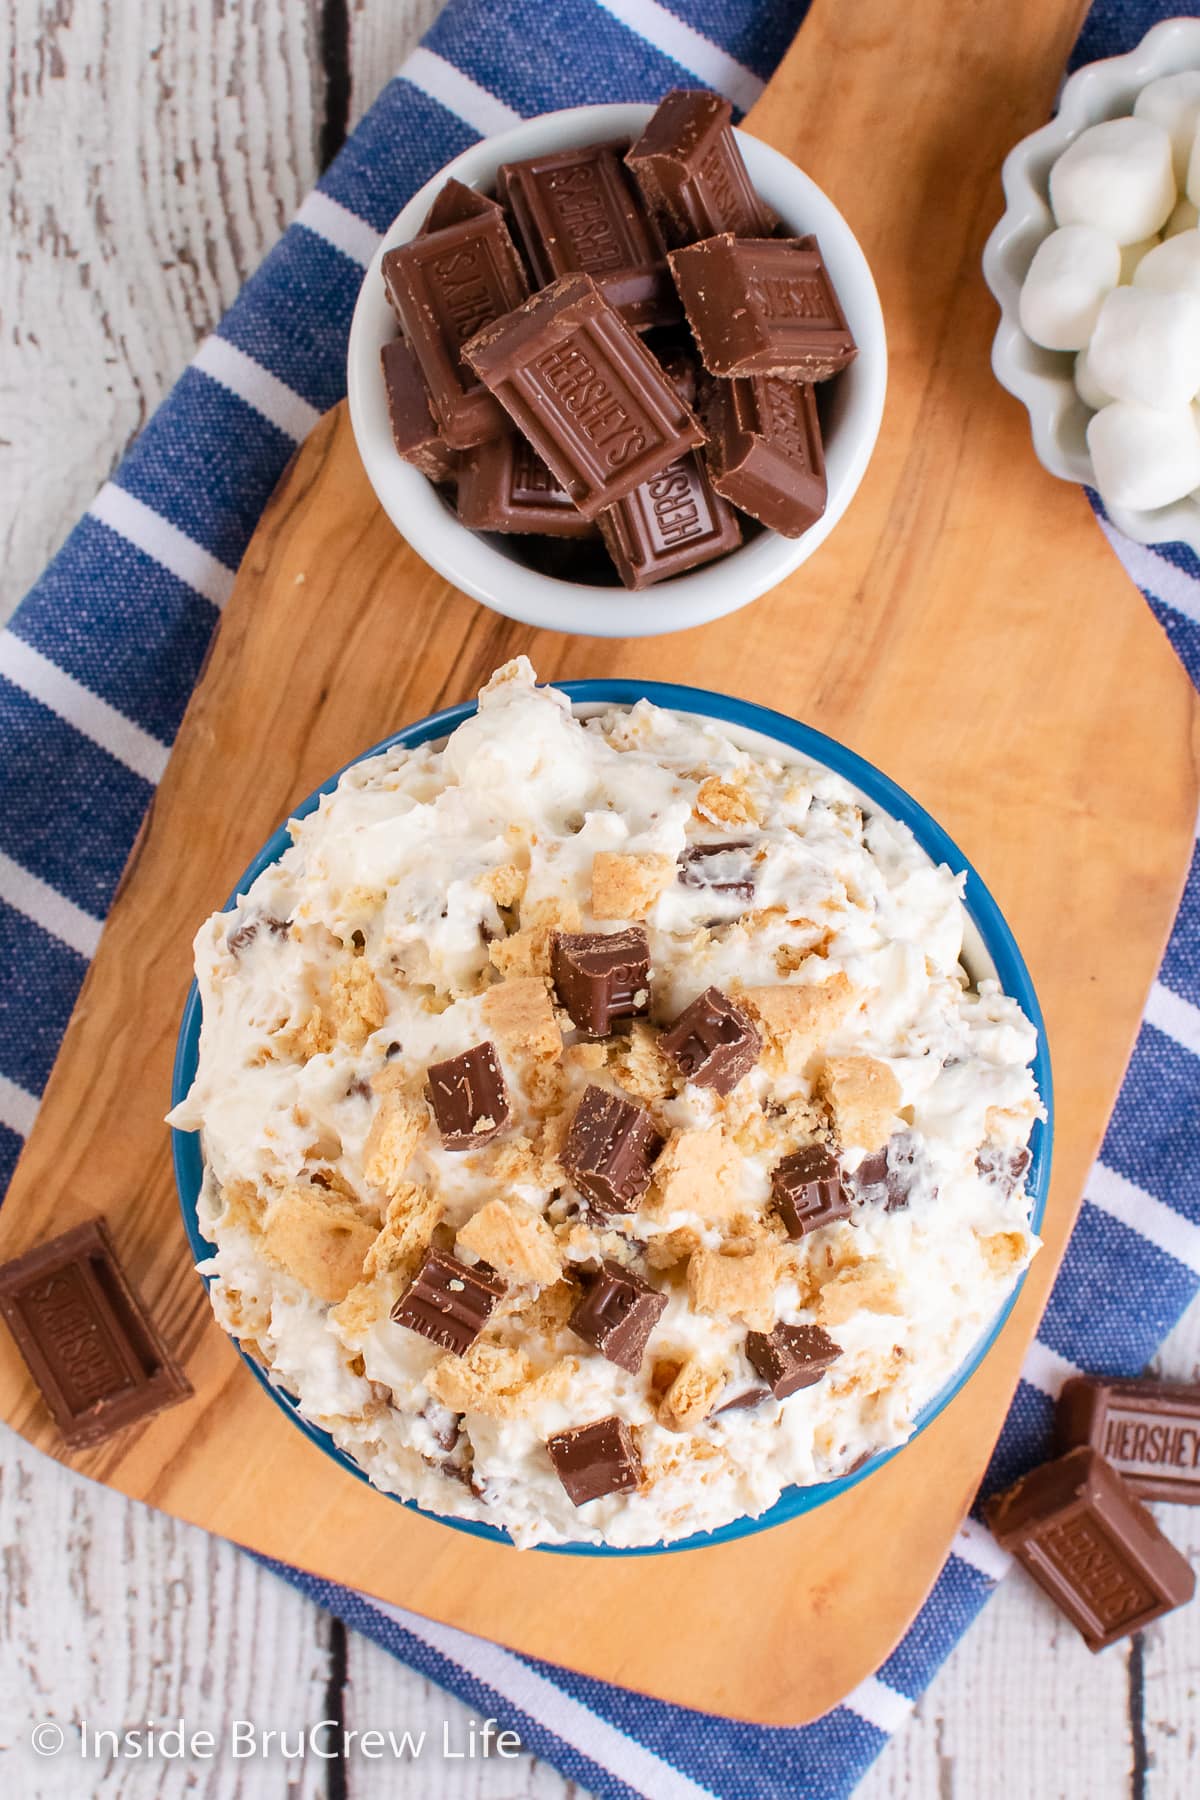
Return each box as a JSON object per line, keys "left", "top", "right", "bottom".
{"left": 347, "top": 102, "right": 887, "bottom": 637}
{"left": 983, "top": 16, "right": 1200, "bottom": 551}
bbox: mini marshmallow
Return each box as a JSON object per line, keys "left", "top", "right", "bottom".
{"left": 1087, "top": 401, "right": 1200, "bottom": 511}
{"left": 1133, "top": 230, "right": 1200, "bottom": 295}
{"left": 1134, "top": 72, "right": 1200, "bottom": 182}
{"left": 1165, "top": 196, "right": 1200, "bottom": 236}
{"left": 1087, "top": 286, "right": 1200, "bottom": 410}
{"left": 1018, "top": 225, "right": 1120, "bottom": 350}
{"left": 1074, "top": 346, "right": 1113, "bottom": 412}
{"left": 1050, "top": 117, "right": 1175, "bottom": 244}
{"left": 1120, "top": 235, "right": 1159, "bottom": 282}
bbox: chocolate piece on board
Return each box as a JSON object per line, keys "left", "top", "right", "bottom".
{"left": 670, "top": 235, "right": 857, "bottom": 380}
{"left": 597, "top": 450, "right": 741, "bottom": 588}
{"left": 625, "top": 90, "right": 776, "bottom": 246}
{"left": 677, "top": 839, "right": 756, "bottom": 903}
{"left": 457, "top": 430, "right": 596, "bottom": 536}
{"left": 427, "top": 1041, "right": 511, "bottom": 1149}
{"left": 561, "top": 1084, "right": 663, "bottom": 1215}
{"left": 498, "top": 142, "right": 679, "bottom": 331}
{"left": 381, "top": 213, "right": 529, "bottom": 448}
{"left": 1057, "top": 1377, "right": 1200, "bottom": 1504}
{"left": 380, "top": 339, "right": 458, "bottom": 483}
{"left": 986, "top": 1447, "right": 1196, "bottom": 1651}
{"left": 462, "top": 273, "right": 704, "bottom": 519}
{"left": 0, "top": 1218, "right": 191, "bottom": 1448}
{"left": 551, "top": 926, "right": 651, "bottom": 1037}
{"left": 745, "top": 1322, "right": 842, "bottom": 1399}
{"left": 569, "top": 1259, "right": 667, "bottom": 1372}
{"left": 703, "top": 373, "right": 827, "bottom": 537}
{"left": 771, "top": 1145, "right": 852, "bottom": 1238}
{"left": 418, "top": 177, "right": 505, "bottom": 236}
{"left": 391, "top": 1248, "right": 505, "bottom": 1354}
{"left": 658, "top": 986, "right": 760, "bottom": 1094}
{"left": 547, "top": 1414, "right": 642, "bottom": 1505}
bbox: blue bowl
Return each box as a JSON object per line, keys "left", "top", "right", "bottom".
{"left": 172, "top": 682, "right": 1053, "bottom": 1556}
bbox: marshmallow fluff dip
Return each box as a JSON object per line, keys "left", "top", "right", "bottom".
{"left": 169, "top": 661, "right": 1043, "bottom": 1548}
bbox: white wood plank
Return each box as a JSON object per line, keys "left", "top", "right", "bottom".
{"left": 347, "top": 0, "right": 448, "bottom": 129}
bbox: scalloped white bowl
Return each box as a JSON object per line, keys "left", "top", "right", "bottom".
{"left": 983, "top": 16, "right": 1200, "bottom": 552}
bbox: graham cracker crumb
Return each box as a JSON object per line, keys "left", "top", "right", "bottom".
{"left": 362, "top": 1090, "right": 429, "bottom": 1195}
{"left": 978, "top": 1230, "right": 1028, "bottom": 1276}
{"left": 591, "top": 851, "right": 676, "bottom": 921}
{"left": 694, "top": 775, "right": 759, "bottom": 827}
{"left": 687, "top": 1240, "right": 778, "bottom": 1331}
{"left": 644, "top": 1226, "right": 705, "bottom": 1271}
{"left": 649, "top": 1126, "right": 741, "bottom": 1221}
{"left": 740, "top": 972, "right": 858, "bottom": 1073}
{"left": 657, "top": 1356, "right": 726, "bottom": 1432}
{"left": 611, "top": 1021, "right": 676, "bottom": 1103}
{"left": 476, "top": 863, "right": 528, "bottom": 908}
{"left": 482, "top": 975, "right": 562, "bottom": 1061}
{"left": 489, "top": 896, "right": 582, "bottom": 980}
{"left": 362, "top": 1181, "right": 444, "bottom": 1281}
{"left": 278, "top": 1003, "right": 334, "bottom": 1062}
{"left": 329, "top": 956, "right": 387, "bottom": 1050}
{"left": 819, "top": 1054, "right": 901, "bottom": 1152}
{"left": 261, "top": 1183, "right": 377, "bottom": 1304}
{"left": 515, "top": 1276, "right": 580, "bottom": 1338}
{"left": 456, "top": 1197, "right": 562, "bottom": 1286}
{"left": 221, "top": 1178, "right": 264, "bottom": 1233}
{"left": 426, "top": 1340, "right": 571, "bottom": 1419}
{"left": 817, "top": 1258, "right": 903, "bottom": 1325}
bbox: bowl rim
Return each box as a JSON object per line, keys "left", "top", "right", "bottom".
{"left": 345, "top": 100, "right": 888, "bottom": 638}
{"left": 982, "top": 15, "right": 1200, "bottom": 551}
{"left": 171, "top": 682, "right": 1053, "bottom": 1557}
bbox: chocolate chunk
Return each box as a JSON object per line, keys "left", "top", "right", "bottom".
{"left": 659, "top": 986, "right": 760, "bottom": 1095}
{"left": 0, "top": 1218, "right": 191, "bottom": 1448}
{"left": 597, "top": 450, "right": 740, "bottom": 588}
{"left": 382, "top": 213, "right": 529, "bottom": 449}
{"left": 677, "top": 839, "right": 756, "bottom": 903}
{"left": 457, "top": 430, "right": 596, "bottom": 537}
{"left": 986, "top": 1447, "right": 1196, "bottom": 1651}
{"left": 669, "top": 235, "right": 857, "bottom": 380}
{"left": 848, "top": 1131, "right": 926, "bottom": 1213}
{"left": 547, "top": 1414, "right": 642, "bottom": 1505}
{"left": 462, "top": 272, "right": 704, "bottom": 519}
{"left": 625, "top": 90, "right": 776, "bottom": 246}
{"left": 561, "top": 1084, "right": 663, "bottom": 1215}
{"left": 380, "top": 338, "right": 458, "bottom": 483}
{"left": 714, "top": 1384, "right": 771, "bottom": 1414}
{"left": 1057, "top": 1377, "right": 1200, "bottom": 1504}
{"left": 569, "top": 1259, "right": 667, "bottom": 1372}
{"left": 391, "top": 1248, "right": 505, "bottom": 1354}
{"left": 551, "top": 926, "right": 650, "bottom": 1037}
{"left": 426, "top": 1041, "right": 510, "bottom": 1150}
{"left": 498, "top": 142, "right": 678, "bottom": 331}
{"left": 745, "top": 1322, "right": 842, "bottom": 1399}
{"left": 703, "top": 373, "right": 826, "bottom": 538}
{"left": 771, "top": 1145, "right": 852, "bottom": 1237}
{"left": 977, "top": 1142, "right": 1033, "bottom": 1195}
{"left": 419, "top": 177, "right": 505, "bottom": 236}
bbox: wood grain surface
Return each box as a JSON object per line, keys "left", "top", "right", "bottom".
{"left": 3, "top": 0, "right": 1200, "bottom": 1792}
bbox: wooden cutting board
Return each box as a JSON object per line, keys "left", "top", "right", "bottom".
{"left": 1, "top": 0, "right": 1197, "bottom": 1726}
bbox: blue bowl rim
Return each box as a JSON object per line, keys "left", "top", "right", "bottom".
{"left": 171, "top": 680, "right": 1053, "bottom": 1558}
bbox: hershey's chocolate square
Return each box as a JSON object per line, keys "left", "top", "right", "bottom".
{"left": 770, "top": 1145, "right": 852, "bottom": 1237}
{"left": 677, "top": 839, "right": 756, "bottom": 903}
{"left": 745, "top": 1322, "right": 842, "bottom": 1399}
{"left": 391, "top": 1249, "right": 505, "bottom": 1354}
{"left": 547, "top": 1414, "right": 642, "bottom": 1506}
{"left": 569, "top": 1259, "right": 667, "bottom": 1372}
{"left": 561, "top": 1084, "right": 663, "bottom": 1215}
{"left": 427, "top": 1041, "right": 510, "bottom": 1150}
{"left": 658, "top": 985, "right": 760, "bottom": 1095}
{"left": 551, "top": 927, "right": 650, "bottom": 1037}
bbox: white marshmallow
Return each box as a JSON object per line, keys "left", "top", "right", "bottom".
{"left": 1165, "top": 195, "right": 1200, "bottom": 236}
{"left": 1134, "top": 72, "right": 1200, "bottom": 182}
{"left": 1018, "top": 225, "right": 1120, "bottom": 350}
{"left": 1074, "top": 346, "right": 1113, "bottom": 412}
{"left": 1120, "top": 235, "right": 1159, "bottom": 282}
{"left": 1087, "top": 285, "right": 1200, "bottom": 409}
{"left": 1050, "top": 117, "right": 1175, "bottom": 244}
{"left": 1133, "top": 230, "right": 1200, "bottom": 295}
{"left": 1087, "top": 401, "right": 1200, "bottom": 510}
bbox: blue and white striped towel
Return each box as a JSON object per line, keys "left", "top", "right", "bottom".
{"left": 2, "top": 2, "right": 1197, "bottom": 1796}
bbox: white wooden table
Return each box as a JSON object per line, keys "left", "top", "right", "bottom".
{"left": 2, "top": 5, "right": 1198, "bottom": 1795}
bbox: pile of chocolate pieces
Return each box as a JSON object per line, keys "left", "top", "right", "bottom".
{"left": 380, "top": 88, "right": 857, "bottom": 590}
